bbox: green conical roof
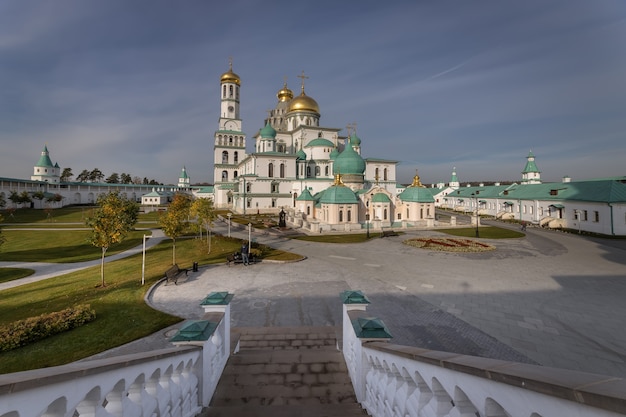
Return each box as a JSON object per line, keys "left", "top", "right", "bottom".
{"left": 296, "top": 149, "right": 307, "bottom": 160}
{"left": 522, "top": 151, "right": 540, "bottom": 174}
{"left": 36, "top": 145, "right": 54, "bottom": 168}
{"left": 180, "top": 166, "right": 189, "bottom": 179}
{"left": 296, "top": 188, "right": 315, "bottom": 201}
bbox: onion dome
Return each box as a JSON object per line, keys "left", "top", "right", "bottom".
{"left": 288, "top": 91, "right": 319, "bottom": 113}
{"left": 349, "top": 132, "right": 361, "bottom": 147}
{"left": 330, "top": 147, "right": 339, "bottom": 160}
{"left": 333, "top": 144, "right": 365, "bottom": 175}
{"left": 220, "top": 62, "right": 241, "bottom": 85}
{"left": 259, "top": 122, "right": 277, "bottom": 138}
{"left": 277, "top": 82, "right": 294, "bottom": 102}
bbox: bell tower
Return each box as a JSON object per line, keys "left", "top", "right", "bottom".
{"left": 213, "top": 60, "right": 246, "bottom": 208}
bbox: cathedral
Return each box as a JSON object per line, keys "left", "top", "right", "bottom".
{"left": 211, "top": 64, "right": 435, "bottom": 232}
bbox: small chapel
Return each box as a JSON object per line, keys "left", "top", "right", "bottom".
{"left": 211, "top": 63, "right": 435, "bottom": 232}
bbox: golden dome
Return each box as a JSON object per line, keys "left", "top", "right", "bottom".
{"left": 288, "top": 92, "right": 319, "bottom": 113}
{"left": 277, "top": 82, "right": 294, "bottom": 102}
{"left": 220, "top": 69, "right": 240, "bottom": 85}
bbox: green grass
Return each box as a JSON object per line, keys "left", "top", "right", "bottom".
{"left": 0, "top": 236, "right": 241, "bottom": 373}
{"left": 294, "top": 232, "right": 392, "bottom": 243}
{"left": 438, "top": 226, "right": 524, "bottom": 239}
{"left": 0, "top": 230, "right": 146, "bottom": 263}
{"left": 1, "top": 206, "right": 162, "bottom": 224}
{"left": 0, "top": 268, "right": 35, "bottom": 284}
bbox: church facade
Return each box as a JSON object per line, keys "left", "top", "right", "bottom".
{"left": 211, "top": 65, "right": 435, "bottom": 232}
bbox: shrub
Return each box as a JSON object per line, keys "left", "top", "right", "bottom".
{"left": 0, "top": 305, "right": 96, "bottom": 352}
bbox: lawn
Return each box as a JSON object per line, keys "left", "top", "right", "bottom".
{"left": 0, "top": 229, "right": 146, "bottom": 262}
{"left": 294, "top": 232, "right": 392, "bottom": 243}
{"left": 0, "top": 235, "right": 241, "bottom": 373}
{"left": 0, "top": 267, "right": 34, "bottom": 284}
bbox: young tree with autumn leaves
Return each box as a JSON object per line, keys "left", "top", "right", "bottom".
{"left": 85, "top": 192, "right": 139, "bottom": 287}
{"left": 159, "top": 193, "right": 192, "bottom": 265}
{"left": 190, "top": 197, "right": 216, "bottom": 253}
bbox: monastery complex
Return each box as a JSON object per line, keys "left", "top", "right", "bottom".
{"left": 1, "top": 65, "right": 625, "bottom": 236}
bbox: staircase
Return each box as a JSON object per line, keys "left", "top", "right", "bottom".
{"left": 202, "top": 326, "right": 365, "bottom": 416}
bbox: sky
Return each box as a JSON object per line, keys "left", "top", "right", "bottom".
{"left": 1, "top": 0, "right": 625, "bottom": 186}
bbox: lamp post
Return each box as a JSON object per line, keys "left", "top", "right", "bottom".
{"left": 248, "top": 223, "right": 252, "bottom": 254}
{"left": 471, "top": 193, "right": 480, "bottom": 238}
{"left": 141, "top": 234, "right": 146, "bottom": 285}
{"left": 366, "top": 213, "right": 370, "bottom": 239}
{"left": 227, "top": 213, "right": 232, "bottom": 238}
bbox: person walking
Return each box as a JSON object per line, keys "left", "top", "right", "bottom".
{"left": 241, "top": 242, "right": 249, "bottom": 265}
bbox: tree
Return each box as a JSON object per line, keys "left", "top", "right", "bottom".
{"left": 60, "top": 167, "right": 73, "bottom": 182}
{"left": 0, "top": 194, "right": 5, "bottom": 209}
{"left": 159, "top": 193, "right": 191, "bottom": 265}
{"left": 106, "top": 173, "right": 120, "bottom": 184}
{"left": 120, "top": 173, "right": 132, "bottom": 184}
{"left": 85, "top": 191, "right": 139, "bottom": 287}
{"left": 32, "top": 191, "right": 45, "bottom": 209}
{"left": 76, "top": 169, "right": 90, "bottom": 182}
{"left": 89, "top": 168, "right": 104, "bottom": 183}
{"left": 190, "top": 197, "right": 216, "bottom": 253}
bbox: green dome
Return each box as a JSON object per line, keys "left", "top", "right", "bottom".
{"left": 319, "top": 185, "right": 358, "bottom": 204}
{"left": 260, "top": 122, "right": 277, "bottom": 138}
{"left": 371, "top": 192, "right": 391, "bottom": 203}
{"left": 296, "top": 149, "right": 307, "bottom": 160}
{"left": 349, "top": 132, "right": 361, "bottom": 146}
{"left": 296, "top": 188, "right": 315, "bottom": 201}
{"left": 305, "top": 138, "right": 334, "bottom": 148}
{"left": 398, "top": 187, "right": 435, "bottom": 203}
{"left": 329, "top": 147, "right": 339, "bottom": 160}
{"left": 333, "top": 144, "right": 365, "bottom": 175}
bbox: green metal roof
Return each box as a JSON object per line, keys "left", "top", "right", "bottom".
{"left": 169, "top": 320, "right": 218, "bottom": 342}
{"left": 296, "top": 188, "right": 315, "bottom": 201}
{"left": 351, "top": 317, "right": 392, "bottom": 339}
{"left": 200, "top": 292, "right": 234, "bottom": 306}
{"left": 35, "top": 145, "right": 54, "bottom": 168}
{"left": 319, "top": 185, "right": 358, "bottom": 204}
{"left": 305, "top": 138, "right": 334, "bottom": 148}
{"left": 398, "top": 186, "right": 435, "bottom": 203}
{"left": 340, "top": 290, "right": 370, "bottom": 304}
{"left": 371, "top": 192, "right": 391, "bottom": 203}
{"left": 333, "top": 144, "right": 365, "bottom": 175}
{"left": 259, "top": 122, "right": 277, "bottom": 138}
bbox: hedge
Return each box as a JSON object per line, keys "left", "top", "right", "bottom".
{"left": 0, "top": 304, "right": 96, "bottom": 352}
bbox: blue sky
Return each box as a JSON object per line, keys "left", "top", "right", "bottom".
{"left": 1, "top": 0, "right": 625, "bottom": 185}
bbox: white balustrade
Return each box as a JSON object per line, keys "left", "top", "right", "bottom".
{"left": 342, "top": 294, "right": 626, "bottom": 417}
{"left": 1, "top": 294, "right": 232, "bottom": 417}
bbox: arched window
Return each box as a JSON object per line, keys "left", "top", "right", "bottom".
{"left": 384, "top": 168, "right": 388, "bottom": 181}
{"left": 229, "top": 136, "right": 233, "bottom": 145}
{"left": 339, "top": 210, "right": 343, "bottom": 222}
{"left": 271, "top": 182, "right": 279, "bottom": 193}
{"left": 375, "top": 167, "right": 379, "bottom": 180}
{"left": 221, "top": 171, "right": 228, "bottom": 181}
{"left": 233, "top": 171, "right": 238, "bottom": 178}
{"left": 229, "top": 85, "right": 233, "bottom": 97}
{"left": 306, "top": 166, "right": 311, "bottom": 177}
{"left": 325, "top": 166, "right": 329, "bottom": 176}
{"left": 406, "top": 208, "right": 409, "bottom": 217}
{"left": 347, "top": 210, "right": 351, "bottom": 222}
{"left": 280, "top": 163, "right": 285, "bottom": 178}
{"left": 222, "top": 151, "right": 228, "bottom": 164}
{"left": 306, "top": 206, "right": 310, "bottom": 215}
{"left": 271, "top": 199, "right": 276, "bottom": 208}
{"left": 384, "top": 209, "right": 388, "bottom": 220}
{"left": 223, "top": 85, "right": 226, "bottom": 97}
{"left": 315, "top": 166, "right": 320, "bottom": 176}
{"left": 246, "top": 183, "right": 251, "bottom": 192}
{"left": 268, "top": 163, "right": 274, "bottom": 178}
{"left": 234, "top": 152, "right": 239, "bottom": 163}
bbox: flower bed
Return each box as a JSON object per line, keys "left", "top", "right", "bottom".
{"left": 404, "top": 237, "right": 495, "bottom": 252}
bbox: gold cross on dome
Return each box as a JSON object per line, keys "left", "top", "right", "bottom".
{"left": 297, "top": 70, "right": 309, "bottom": 93}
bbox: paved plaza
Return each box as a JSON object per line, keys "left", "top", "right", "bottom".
{"left": 3, "top": 221, "right": 626, "bottom": 378}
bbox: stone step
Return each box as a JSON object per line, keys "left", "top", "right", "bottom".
{"left": 234, "top": 326, "right": 339, "bottom": 351}
{"left": 203, "top": 403, "right": 367, "bottom": 416}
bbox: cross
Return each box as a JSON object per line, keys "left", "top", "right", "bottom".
{"left": 283, "top": 75, "right": 288, "bottom": 87}
{"left": 297, "top": 70, "right": 309, "bottom": 93}
{"left": 352, "top": 121, "right": 357, "bottom": 133}
{"left": 228, "top": 56, "right": 233, "bottom": 71}
{"left": 346, "top": 123, "right": 352, "bottom": 136}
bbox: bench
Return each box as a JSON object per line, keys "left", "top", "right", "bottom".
{"left": 380, "top": 230, "right": 398, "bottom": 238}
{"left": 164, "top": 264, "right": 188, "bottom": 285}
{"left": 226, "top": 252, "right": 257, "bottom": 266}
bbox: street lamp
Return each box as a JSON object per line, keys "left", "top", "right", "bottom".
{"left": 471, "top": 193, "right": 480, "bottom": 238}
{"left": 227, "top": 213, "right": 232, "bottom": 238}
{"left": 248, "top": 223, "right": 252, "bottom": 253}
{"left": 366, "top": 213, "right": 370, "bottom": 239}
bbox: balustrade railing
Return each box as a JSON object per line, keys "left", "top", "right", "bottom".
{"left": 341, "top": 291, "right": 626, "bottom": 417}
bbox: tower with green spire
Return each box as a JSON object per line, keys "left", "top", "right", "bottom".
{"left": 31, "top": 145, "right": 60, "bottom": 183}
{"left": 521, "top": 150, "right": 541, "bottom": 184}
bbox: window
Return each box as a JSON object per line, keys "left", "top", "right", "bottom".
{"left": 375, "top": 168, "right": 379, "bottom": 180}
{"left": 384, "top": 209, "right": 388, "bottom": 220}
{"left": 221, "top": 171, "right": 228, "bottom": 181}
{"left": 280, "top": 163, "right": 285, "bottom": 178}
{"left": 347, "top": 210, "right": 351, "bottom": 222}
{"left": 233, "top": 171, "right": 238, "bottom": 178}
{"left": 246, "top": 183, "right": 251, "bottom": 192}
{"left": 222, "top": 151, "right": 228, "bottom": 164}
{"left": 271, "top": 199, "right": 276, "bottom": 208}
{"left": 229, "top": 136, "right": 233, "bottom": 145}
{"left": 406, "top": 208, "right": 409, "bottom": 217}
{"left": 315, "top": 166, "right": 320, "bottom": 176}
{"left": 427, "top": 207, "right": 430, "bottom": 216}
{"left": 306, "top": 166, "right": 311, "bottom": 177}
{"left": 268, "top": 163, "right": 274, "bottom": 178}
{"left": 583, "top": 210, "right": 588, "bottom": 221}
{"left": 307, "top": 206, "right": 310, "bottom": 216}
{"left": 223, "top": 85, "right": 226, "bottom": 97}
{"left": 397, "top": 213, "right": 401, "bottom": 220}
{"left": 234, "top": 152, "right": 238, "bottom": 163}
{"left": 339, "top": 210, "right": 343, "bottom": 222}
{"left": 325, "top": 166, "right": 329, "bottom": 176}
{"left": 229, "top": 85, "right": 233, "bottom": 98}
{"left": 271, "top": 182, "right": 279, "bottom": 193}
{"left": 594, "top": 211, "right": 599, "bottom": 222}
{"left": 247, "top": 199, "right": 251, "bottom": 208}
{"left": 384, "top": 168, "right": 388, "bottom": 181}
